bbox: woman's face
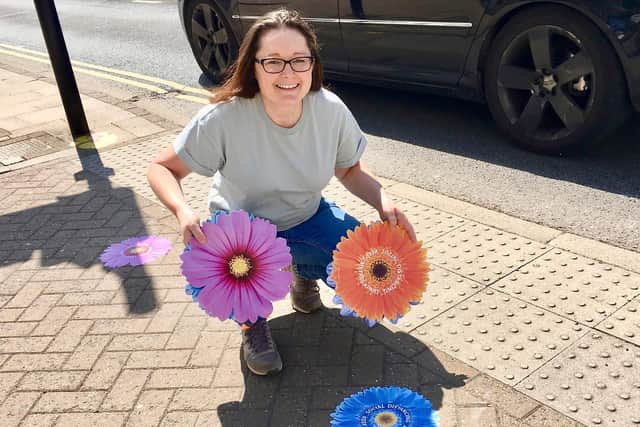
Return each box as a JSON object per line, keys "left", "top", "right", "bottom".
{"left": 254, "top": 27, "right": 313, "bottom": 109}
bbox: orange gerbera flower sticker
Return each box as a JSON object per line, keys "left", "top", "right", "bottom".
{"left": 328, "top": 222, "right": 429, "bottom": 324}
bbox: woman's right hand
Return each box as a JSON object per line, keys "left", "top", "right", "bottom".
{"left": 176, "top": 205, "right": 206, "bottom": 245}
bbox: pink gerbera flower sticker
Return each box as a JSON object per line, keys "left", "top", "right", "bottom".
{"left": 100, "top": 235, "right": 172, "bottom": 268}
{"left": 180, "top": 210, "right": 293, "bottom": 324}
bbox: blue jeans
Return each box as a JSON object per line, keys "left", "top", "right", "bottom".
{"left": 277, "top": 198, "right": 360, "bottom": 283}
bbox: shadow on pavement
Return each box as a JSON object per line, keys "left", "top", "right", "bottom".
{"left": 215, "top": 309, "right": 466, "bottom": 426}
{"left": 0, "top": 143, "right": 158, "bottom": 314}
{"left": 328, "top": 81, "right": 640, "bottom": 199}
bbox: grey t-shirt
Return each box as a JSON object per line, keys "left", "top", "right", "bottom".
{"left": 173, "top": 88, "right": 368, "bottom": 231}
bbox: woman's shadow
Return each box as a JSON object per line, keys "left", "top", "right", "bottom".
{"left": 215, "top": 307, "right": 467, "bottom": 426}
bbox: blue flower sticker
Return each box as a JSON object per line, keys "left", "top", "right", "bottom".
{"left": 330, "top": 386, "right": 438, "bottom": 427}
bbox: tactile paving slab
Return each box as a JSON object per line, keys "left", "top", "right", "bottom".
{"left": 381, "top": 266, "right": 484, "bottom": 333}
{"left": 598, "top": 295, "right": 640, "bottom": 347}
{"left": 321, "top": 185, "right": 468, "bottom": 243}
{"left": 427, "top": 223, "right": 551, "bottom": 284}
{"left": 320, "top": 180, "right": 379, "bottom": 220}
{"left": 390, "top": 196, "right": 468, "bottom": 243}
{"left": 413, "top": 288, "right": 587, "bottom": 385}
{"left": 517, "top": 332, "right": 640, "bottom": 426}
{"left": 493, "top": 249, "right": 640, "bottom": 327}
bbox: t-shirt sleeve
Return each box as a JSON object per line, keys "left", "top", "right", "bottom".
{"left": 335, "top": 103, "right": 368, "bottom": 169}
{"left": 173, "top": 105, "right": 224, "bottom": 177}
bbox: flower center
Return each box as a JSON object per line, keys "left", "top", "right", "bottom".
{"left": 228, "top": 254, "right": 252, "bottom": 278}
{"left": 357, "top": 248, "right": 404, "bottom": 295}
{"left": 371, "top": 261, "right": 390, "bottom": 281}
{"left": 124, "top": 244, "right": 150, "bottom": 256}
{"left": 374, "top": 411, "right": 398, "bottom": 426}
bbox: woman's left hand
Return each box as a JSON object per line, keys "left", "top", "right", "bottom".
{"left": 379, "top": 193, "right": 417, "bottom": 242}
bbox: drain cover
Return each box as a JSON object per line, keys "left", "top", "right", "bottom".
{"left": 0, "top": 132, "right": 68, "bottom": 166}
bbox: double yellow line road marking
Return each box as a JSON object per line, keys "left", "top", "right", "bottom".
{"left": 0, "top": 43, "right": 212, "bottom": 104}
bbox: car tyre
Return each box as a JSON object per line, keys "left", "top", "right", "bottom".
{"left": 185, "top": 0, "right": 238, "bottom": 83}
{"left": 484, "top": 6, "right": 630, "bottom": 154}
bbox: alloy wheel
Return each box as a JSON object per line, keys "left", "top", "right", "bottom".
{"left": 190, "top": 3, "right": 232, "bottom": 76}
{"left": 496, "top": 25, "right": 596, "bottom": 141}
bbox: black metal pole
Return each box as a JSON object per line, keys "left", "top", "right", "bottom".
{"left": 34, "top": 0, "right": 90, "bottom": 140}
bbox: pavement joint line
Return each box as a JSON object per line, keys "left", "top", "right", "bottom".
{"left": 420, "top": 221, "right": 468, "bottom": 246}
{"left": 483, "top": 247, "right": 553, "bottom": 287}
{"left": 520, "top": 404, "right": 543, "bottom": 420}
{"left": 407, "top": 288, "right": 485, "bottom": 335}
{"left": 424, "top": 245, "right": 551, "bottom": 292}
{"left": 483, "top": 278, "right": 617, "bottom": 341}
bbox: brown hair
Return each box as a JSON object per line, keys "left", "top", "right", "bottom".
{"left": 210, "top": 9, "right": 323, "bottom": 103}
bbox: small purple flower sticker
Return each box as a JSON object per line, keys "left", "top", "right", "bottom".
{"left": 100, "top": 236, "right": 172, "bottom": 268}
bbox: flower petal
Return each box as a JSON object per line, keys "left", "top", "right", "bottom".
{"left": 256, "top": 238, "right": 292, "bottom": 269}
{"left": 217, "top": 210, "right": 251, "bottom": 252}
{"left": 246, "top": 217, "right": 277, "bottom": 257}
{"left": 199, "top": 222, "right": 233, "bottom": 256}
{"left": 197, "top": 278, "right": 234, "bottom": 321}
{"left": 252, "top": 270, "right": 292, "bottom": 300}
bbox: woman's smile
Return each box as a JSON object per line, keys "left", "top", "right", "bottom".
{"left": 275, "top": 83, "right": 300, "bottom": 90}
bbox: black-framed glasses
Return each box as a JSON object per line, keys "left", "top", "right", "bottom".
{"left": 255, "top": 56, "right": 315, "bottom": 73}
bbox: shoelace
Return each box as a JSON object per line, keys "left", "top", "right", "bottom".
{"left": 245, "top": 319, "right": 273, "bottom": 353}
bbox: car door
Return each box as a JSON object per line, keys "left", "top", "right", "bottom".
{"left": 235, "top": 1, "right": 346, "bottom": 72}
{"left": 338, "top": 0, "right": 486, "bottom": 85}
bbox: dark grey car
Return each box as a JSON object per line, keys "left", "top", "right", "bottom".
{"left": 178, "top": 0, "right": 640, "bottom": 154}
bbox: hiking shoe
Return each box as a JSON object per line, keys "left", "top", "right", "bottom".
{"left": 242, "top": 318, "right": 282, "bottom": 375}
{"left": 290, "top": 274, "right": 322, "bottom": 314}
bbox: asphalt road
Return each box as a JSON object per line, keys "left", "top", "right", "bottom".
{"left": 1, "top": 0, "right": 639, "bottom": 253}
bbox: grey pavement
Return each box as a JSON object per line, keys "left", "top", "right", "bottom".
{"left": 1, "top": 57, "right": 640, "bottom": 427}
